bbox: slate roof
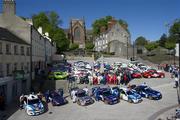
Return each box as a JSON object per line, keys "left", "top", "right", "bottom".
{"left": 0, "top": 27, "right": 29, "bottom": 45}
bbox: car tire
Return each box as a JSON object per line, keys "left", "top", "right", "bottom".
{"left": 104, "top": 100, "right": 109, "bottom": 104}
{"left": 128, "top": 99, "right": 133, "bottom": 103}
{"left": 149, "top": 96, "right": 153, "bottom": 100}
{"left": 161, "top": 75, "right": 164, "bottom": 78}
{"left": 148, "top": 76, "right": 151, "bottom": 78}
{"left": 77, "top": 100, "right": 81, "bottom": 105}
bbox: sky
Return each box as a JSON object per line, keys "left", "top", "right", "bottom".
{"left": 1, "top": 0, "right": 180, "bottom": 42}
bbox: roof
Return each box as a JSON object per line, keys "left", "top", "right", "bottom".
{"left": 0, "top": 27, "right": 29, "bottom": 45}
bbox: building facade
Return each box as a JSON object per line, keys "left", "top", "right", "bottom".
{"left": 175, "top": 43, "right": 179, "bottom": 57}
{"left": 0, "top": 0, "right": 56, "bottom": 103}
{"left": 94, "top": 21, "right": 131, "bottom": 57}
{"left": 68, "top": 19, "right": 86, "bottom": 48}
{"left": 0, "top": 27, "right": 31, "bottom": 103}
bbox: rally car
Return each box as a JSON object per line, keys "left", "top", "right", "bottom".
{"left": 23, "top": 94, "right": 44, "bottom": 116}
{"left": 142, "top": 70, "right": 165, "bottom": 78}
{"left": 134, "top": 85, "right": 162, "bottom": 100}
{"left": 44, "top": 90, "right": 68, "bottom": 106}
{"left": 119, "top": 88, "right": 142, "bottom": 103}
{"left": 131, "top": 70, "right": 142, "bottom": 78}
{"left": 48, "top": 70, "right": 68, "bottom": 80}
{"left": 92, "top": 87, "right": 119, "bottom": 105}
{"left": 70, "top": 89, "right": 94, "bottom": 106}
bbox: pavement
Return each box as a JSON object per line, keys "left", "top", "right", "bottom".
{"left": 3, "top": 57, "right": 179, "bottom": 120}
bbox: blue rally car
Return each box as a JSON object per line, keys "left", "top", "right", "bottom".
{"left": 44, "top": 90, "right": 68, "bottom": 106}
{"left": 23, "top": 94, "right": 44, "bottom": 116}
{"left": 92, "top": 87, "right": 119, "bottom": 105}
{"left": 119, "top": 88, "right": 142, "bottom": 103}
{"left": 134, "top": 85, "right": 162, "bottom": 100}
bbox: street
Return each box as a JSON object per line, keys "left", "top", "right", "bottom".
{"left": 7, "top": 72, "right": 178, "bottom": 120}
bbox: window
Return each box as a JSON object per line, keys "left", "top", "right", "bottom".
{"left": 6, "top": 63, "right": 11, "bottom": 76}
{"left": 0, "top": 63, "right": 3, "bottom": 77}
{"left": 26, "top": 47, "right": 30, "bottom": 56}
{"left": 6, "top": 44, "right": 11, "bottom": 54}
{"left": 74, "top": 27, "right": 81, "bottom": 40}
{"left": 20, "top": 46, "right": 24, "bottom": 55}
{"left": 14, "top": 45, "right": 18, "bottom": 55}
{"left": 21, "top": 63, "right": 24, "bottom": 70}
{"left": 27, "top": 62, "right": 29, "bottom": 73}
{"left": 14, "top": 63, "right": 17, "bottom": 71}
{"left": 0, "top": 42, "right": 2, "bottom": 54}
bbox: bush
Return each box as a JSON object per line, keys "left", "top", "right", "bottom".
{"left": 85, "top": 42, "right": 94, "bottom": 50}
{"left": 69, "top": 43, "right": 79, "bottom": 50}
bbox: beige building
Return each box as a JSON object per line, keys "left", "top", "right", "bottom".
{"left": 0, "top": 0, "right": 56, "bottom": 103}
{"left": 0, "top": 27, "right": 31, "bottom": 103}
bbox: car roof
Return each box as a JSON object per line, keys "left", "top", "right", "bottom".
{"left": 26, "top": 94, "right": 38, "bottom": 100}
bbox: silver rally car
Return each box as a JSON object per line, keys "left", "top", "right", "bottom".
{"left": 70, "top": 89, "right": 94, "bottom": 106}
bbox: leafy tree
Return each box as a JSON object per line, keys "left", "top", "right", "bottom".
{"left": 145, "top": 42, "right": 158, "bottom": 52}
{"left": 32, "top": 11, "right": 70, "bottom": 52}
{"left": 69, "top": 43, "right": 79, "bottom": 50}
{"left": 85, "top": 41, "right": 94, "bottom": 50}
{"left": 169, "top": 19, "right": 180, "bottom": 43}
{"left": 158, "top": 34, "right": 167, "bottom": 47}
{"left": 92, "top": 16, "right": 129, "bottom": 36}
{"left": 164, "top": 39, "right": 176, "bottom": 50}
{"left": 135, "top": 36, "right": 148, "bottom": 46}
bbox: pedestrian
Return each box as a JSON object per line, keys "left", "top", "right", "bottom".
{"left": 0, "top": 93, "right": 5, "bottom": 111}
{"left": 174, "top": 70, "right": 179, "bottom": 88}
{"left": 19, "top": 94, "right": 25, "bottom": 110}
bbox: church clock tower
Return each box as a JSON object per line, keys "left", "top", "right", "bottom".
{"left": 3, "top": 0, "right": 16, "bottom": 15}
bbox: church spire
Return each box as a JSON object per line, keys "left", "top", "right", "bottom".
{"left": 3, "top": 0, "right": 16, "bottom": 15}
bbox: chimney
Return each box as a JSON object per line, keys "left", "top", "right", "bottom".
{"left": 3, "top": 0, "right": 16, "bottom": 15}
{"left": 100, "top": 26, "right": 106, "bottom": 33}
{"left": 38, "top": 27, "right": 43, "bottom": 34}
{"left": 45, "top": 32, "right": 49, "bottom": 37}
{"left": 108, "top": 19, "right": 117, "bottom": 30}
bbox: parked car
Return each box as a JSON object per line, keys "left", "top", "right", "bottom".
{"left": 48, "top": 70, "right": 68, "bottom": 80}
{"left": 93, "top": 88, "right": 119, "bottom": 105}
{"left": 142, "top": 71, "right": 165, "bottom": 78}
{"left": 134, "top": 85, "right": 162, "bottom": 100}
{"left": 70, "top": 89, "right": 94, "bottom": 106}
{"left": 44, "top": 90, "right": 68, "bottom": 106}
{"left": 119, "top": 88, "right": 142, "bottom": 103}
{"left": 23, "top": 94, "right": 44, "bottom": 116}
{"left": 131, "top": 70, "right": 142, "bottom": 78}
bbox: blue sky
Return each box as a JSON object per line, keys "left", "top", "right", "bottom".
{"left": 1, "top": 0, "right": 180, "bottom": 42}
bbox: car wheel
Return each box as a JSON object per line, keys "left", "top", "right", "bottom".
{"left": 128, "top": 99, "right": 133, "bottom": 103}
{"left": 148, "top": 76, "right": 151, "bottom": 78}
{"left": 161, "top": 75, "right": 164, "bottom": 78}
{"left": 77, "top": 100, "right": 81, "bottom": 105}
{"left": 149, "top": 96, "right": 153, "bottom": 100}
{"left": 104, "top": 100, "right": 109, "bottom": 104}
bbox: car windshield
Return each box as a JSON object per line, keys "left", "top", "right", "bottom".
{"left": 102, "top": 90, "right": 111, "bottom": 96}
{"left": 55, "top": 72, "right": 63, "bottom": 75}
{"left": 76, "top": 92, "right": 86, "bottom": 97}
{"left": 126, "top": 90, "right": 134, "bottom": 95}
{"left": 28, "top": 99, "right": 40, "bottom": 105}
{"left": 145, "top": 87, "right": 154, "bottom": 92}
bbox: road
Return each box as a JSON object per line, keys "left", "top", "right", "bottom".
{"left": 6, "top": 71, "right": 178, "bottom": 120}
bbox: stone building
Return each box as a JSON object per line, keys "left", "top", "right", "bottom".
{"left": 67, "top": 19, "right": 86, "bottom": 48}
{"left": 0, "top": 27, "right": 31, "bottom": 103}
{"left": 94, "top": 19, "right": 131, "bottom": 57}
{"left": 0, "top": 0, "right": 56, "bottom": 103}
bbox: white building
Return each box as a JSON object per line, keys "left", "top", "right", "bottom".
{"left": 0, "top": 0, "right": 56, "bottom": 104}
{"left": 94, "top": 21, "right": 131, "bottom": 56}
{"left": 175, "top": 43, "right": 179, "bottom": 57}
{"left": 0, "top": 27, "right": 31, "bottom": 103}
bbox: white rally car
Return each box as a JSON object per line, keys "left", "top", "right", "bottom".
{"left": 23, "top": 94, "right": 44, "bottom": 116}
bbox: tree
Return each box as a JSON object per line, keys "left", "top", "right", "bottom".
{"left": 32, "top": 11, "right": 70, "bottom": 52}
{"left": 169, "top": 19, "right": 180, "bottom": 43}
{"left": 158, "top": 34, "right": 167, "bottom": 47}
{"left": 135, "top": 36, "right": 148, "bottom": 46}
{"left": 164, "top": 39, "right": 176, "bottom": 50}
{"left": 69, "top": 43, "right": 79, "bottom": 50}
{"left": 92, "top": 16, "right": 129, "bottom": 36}
{"left": 145, "top": 42, "right": 158, "bottom": 52}
{"left": 85, "top": 41, "right": 94, "bottom": 50}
